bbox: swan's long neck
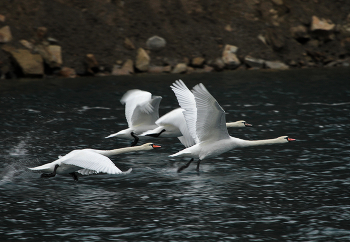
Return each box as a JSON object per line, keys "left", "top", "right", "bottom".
{"left": 235, "top": 137, "right": 285, "bottom": 148}
{"left": 90, "top": 146, "right": 145, "bottom": 156}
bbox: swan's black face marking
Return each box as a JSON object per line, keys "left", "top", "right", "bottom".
{"left": 41, "top": 164, "right": 59, "bottom": 178}
{"left": 145, "top": 129, "right": 166, "bottom": 137}
{"left": 130, "top": 132, "right": 139, "bottom": 147}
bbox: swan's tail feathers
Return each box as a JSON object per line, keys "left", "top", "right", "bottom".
{"left": 122, "top": 168, "right": 132, "bottom": 174}
{"left": 169, "top": 150, "right": 191, "bottom": 158}
{"left": 105, "top": 133, "right": 118, "bottom": 138}
{"left": 28, "top": 164, "right": 51, "bottom": 171}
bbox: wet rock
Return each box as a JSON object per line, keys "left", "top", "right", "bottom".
{"left": 146, "top": 36, "right": 166, "bottom": 52}
{"left": 191, "top": 57, "right": 205, "bottom": 67}
{"left": 244, "top": 56, "right": 265, "bottom": 68}
{"left": 135, "top": 48, "right": 150, "bottom": 71}
{"left": 3, "top": 47, "right": 44, "bottom": 76}
{"left": 124, "top": 38, "right": 135, "bottom": 50}
{"left": 0, "top": 26, "right": 12, "bottom": 43}
{"left": 85, "top": 54, "right": 99, "bottom": 74}
{"left": 265, "top": 60, "right": 289, "bottom": 70}
{"left": 59, "top": 67, "right": 76, "bottom": 78}
{"left": 172, "top": 63, "right": 187, "bottom": 74}
{"left": 222, "top": 44, "right": 241, "bottom": 69}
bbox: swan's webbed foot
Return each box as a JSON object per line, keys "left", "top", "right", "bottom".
{"left": 69, "top": 172, "right": 78, "bottom": 181}
{"left": 145, "top": 129, "right": 166, "bottom": 138}
{"left": 130, "top": 132, "right": 139, "bottom": 147}
{"left": 177, "top": 158, "right": 194, "bottom": 173}
{"left": 41, "top": 164, "right": 59, "bottom": 178}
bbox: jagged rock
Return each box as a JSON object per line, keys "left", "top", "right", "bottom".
{"left": 244, "top": 56, "right": 265, "bottom": 68}
{"left": 265, "top": 60, "right": 289, "bottom": 70}
{"left": 20, "top": 40, "right": 34, "bottom": 50}
{"left": 0, "top": 26, "right": 12, "bottom": 43}
{"left": 135, "top": 48, "right": 150, "bottom": 71}
{"left": 222, "top": 44, "right": 240, "bottom": 69}
{"left": 35, "top": 44, "right": 62, "bottom": 68}
{"left": 85, "top": 54, "right": 99, "bottom": 74}
{"left": 172, "top": 63, "right": 187, "bottom": 74}
{"left": 290, "top": 25, "right": 310, "bottom": 43}
{"left": 3, "top": 47, "right": 44, "bottom": 76}
{"left": 146, "top": 36, "right": 166, "bottom": 51}
{"left": 112, "top": 65, "right": 130, "bottom": 75}
{"left": 191, "top": 57, "right": 205, "bottom": 67}
{"left": 121, "top": 59, "right": 134, "bottom": 74}
{"left": 59, "top": 67, "right": 76, "bottom": 78}
{"left": 311, "top": 16, "right": 335, "bottom": 32}
{"left": 124, "top": 38, "right": 135, "bottom": 50}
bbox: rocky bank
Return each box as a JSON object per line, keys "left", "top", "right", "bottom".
{"left": 1, "top": 0, "right": 350, "bottom": 79}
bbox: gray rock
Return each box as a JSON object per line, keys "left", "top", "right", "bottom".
{"left": 265, "top": 60, "right": 289, "bottom": 70}
{"left": 146, "top": 36, "right": 166, "bottom": 52}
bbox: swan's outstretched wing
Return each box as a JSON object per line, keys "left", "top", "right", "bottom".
{"left": 156, "top": 108, "right": 196, "bottom": 147}
{"left": 121, "top": 89, "right": 153, "bottom": 127}
{"left": 131, "top": 96, "right": 162, "bottom": 126}
{"left": 192, "top": 83, "right": 230, "bottom": 142}
{"left": 62, "top": 150, "right": 123, "bottom": 174}
{"left": 170, "top": 80, "right": 199, "bottom": 144}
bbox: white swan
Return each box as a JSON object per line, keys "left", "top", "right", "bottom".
{"left": 169, "top": 80, "right": 295, "bottom": 172}
{"left": 105, "top": 89, "right": 162, "bottom": 146}
{"left": 29, "top": 143, "right": 161, "bottom": 180}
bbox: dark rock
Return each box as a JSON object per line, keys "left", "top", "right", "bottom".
{"left": 146, "top": 36, "right": 166, "bottom": 52}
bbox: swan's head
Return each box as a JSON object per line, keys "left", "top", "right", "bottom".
{"left": 226, "top": 120, "right": 252, "bottom": 128}
{"left": 278, "top": 136, "right": 296, "bottom": 143}
{"left": 140, "top": 143, "right": 162, "bottom": 150}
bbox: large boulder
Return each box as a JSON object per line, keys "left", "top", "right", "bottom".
{"left": 222, "top": 44, "right": 241, "bottom": 69}
{"left": 3, "top": 46, "right": 44, "bottom": 76}
{"left": 135, "top": 48, "right": 150, "bottom": 71}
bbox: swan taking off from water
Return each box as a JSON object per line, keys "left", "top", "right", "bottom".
{"left": 29, "top": 143, "right": 161, "bottom": 180}
{"left": 169, "top": 80, "right": 295, "bottom": 172}
{"left": 105, "top": 89, "right": 162, "bottom": 146}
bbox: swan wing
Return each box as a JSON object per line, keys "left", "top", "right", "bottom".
{"left": 62, "top": 150, "right": 123, "bottom": 174}
{"left": 170, "top": 80, "right": 199, "bottom": 143}
{"left": 192, "top": 83, "right": 230, "bottom": 142}
{"left": 121, "top": 89, "right": 153, "bottom": 127}
{"left": 131, "top": 96, "right": 162, "bottom": 126}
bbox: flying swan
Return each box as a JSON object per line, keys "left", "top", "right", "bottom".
{"left": 29, "top": 143, "right": 161, "bottom": 180}
{"left": 105, "top": 89, "right": 162, "bottom": 146}
{"left": 169, "top": 80, "right": 295, "bottom": 172}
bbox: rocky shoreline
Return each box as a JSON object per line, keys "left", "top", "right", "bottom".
{"left": 1, "top": 1, "right": 350, "bottom": 79}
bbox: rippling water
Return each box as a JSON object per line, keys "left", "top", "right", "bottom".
{"left": 1, "top": 68, "right": 350, "bottom": 241}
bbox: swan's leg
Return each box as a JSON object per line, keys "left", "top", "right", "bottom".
{"left": 145, "top": 129, "right": 166, "bottom": 138}
{"left": 41, "top": 164, "right": 59, "bottom": 178}
{"left": 69, "top": 172, "right": 78, "bottom": 181}
{"left": 196, "top": 160, "right": 201, "bottom": 172}
{"left": 130, "top": 132, "right": 139, "bottom": 147}
{"left": 177, "top": 158, "right": 194, "bottom": 173}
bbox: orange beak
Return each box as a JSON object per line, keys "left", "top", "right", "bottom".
{"left": 287, "top": 138, "right": 296, "bottom": 141}
{"left": 152, "top": 144, "right": 161, "bottom": 148}
{"left": 245, "top": 123, "right": 252, "bottom": 127}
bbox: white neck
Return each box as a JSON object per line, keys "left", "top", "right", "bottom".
{"left": 234, "top": 137, "right": 287, "bottom": 148}
{"left": 226, "top": 121, "right": 243, "bottom": 128}
{"left": 88, "top": 146, "right": 147, "bottom": 156}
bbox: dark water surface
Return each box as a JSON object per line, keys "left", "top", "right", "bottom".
{"left": 1, "top": 68, "right": 350, "bottom": 241}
